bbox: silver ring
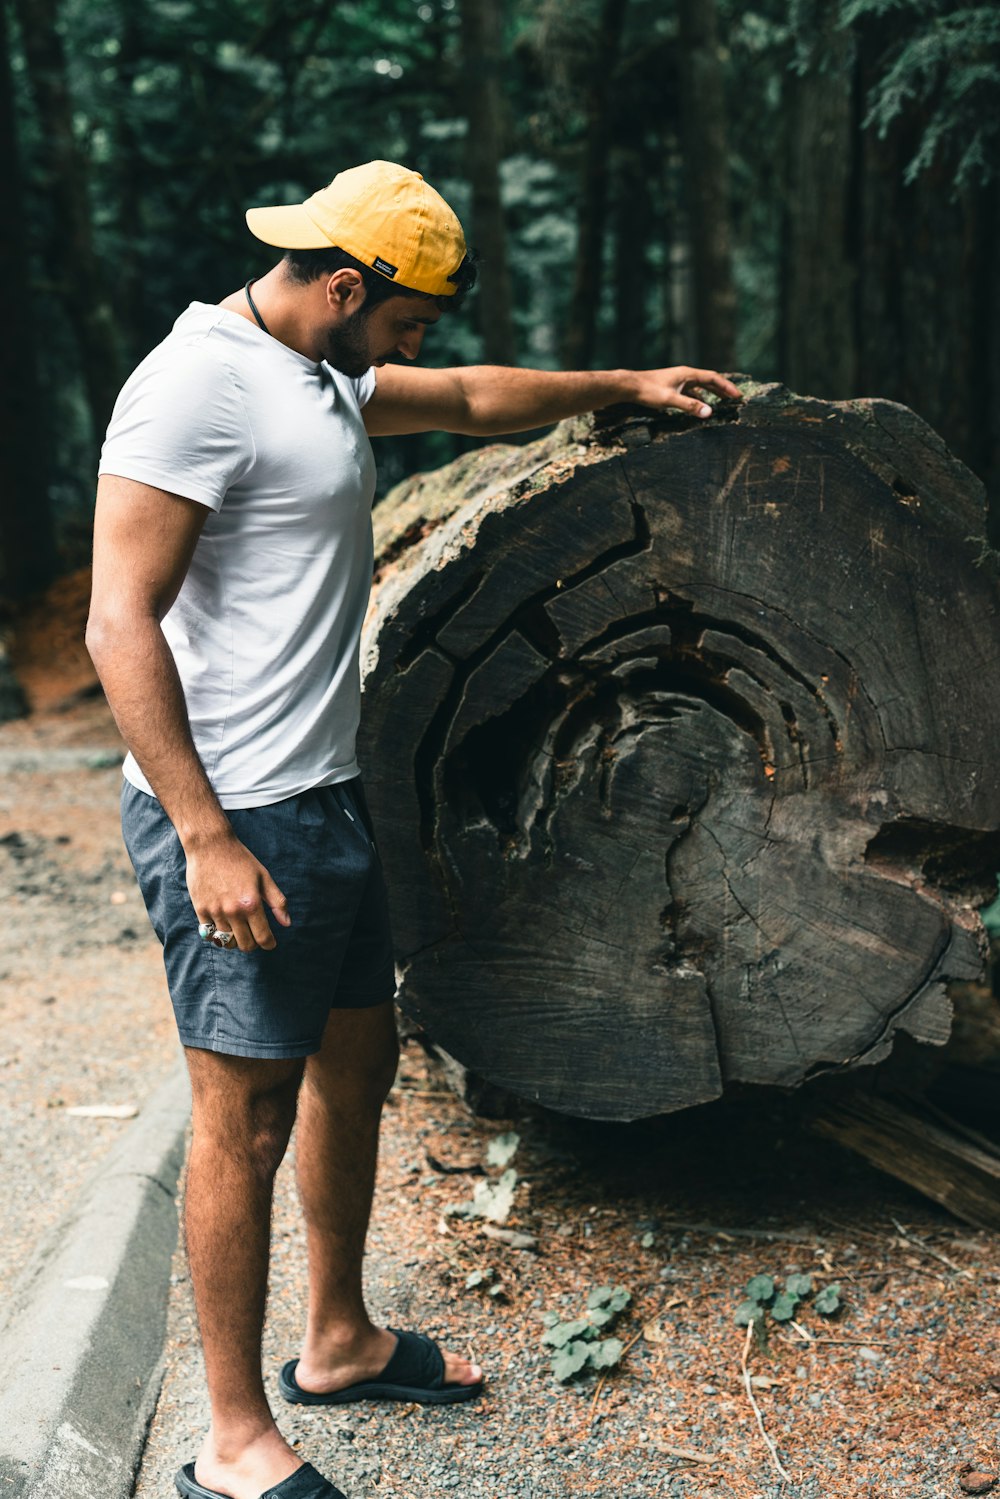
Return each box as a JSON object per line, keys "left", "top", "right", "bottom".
{"left": 210, "top": 930, "right": 236, "bottom": 949}
{"left": 197, "top": 921, "right": 216, "bottom": 941}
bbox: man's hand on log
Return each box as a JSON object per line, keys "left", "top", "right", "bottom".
{"left": 630, "top": 367, "right": 744, "bottom": 419}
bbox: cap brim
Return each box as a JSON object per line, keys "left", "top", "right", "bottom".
{"left": 245, "top": 204, "right": 331, "bottom": 250}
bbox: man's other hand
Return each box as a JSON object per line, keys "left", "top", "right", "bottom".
{"left": 185, "top": 831, "right": 292, "bottom": 953}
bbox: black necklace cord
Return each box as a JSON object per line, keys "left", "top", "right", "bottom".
{"left": 244, "top": 278, "right": 271, "bottom": 335}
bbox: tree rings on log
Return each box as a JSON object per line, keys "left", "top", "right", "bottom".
{"left": 360, "top": 385, "right": 1000, "bottom": 1120}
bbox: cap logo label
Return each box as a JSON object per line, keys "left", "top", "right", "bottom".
{"left": 373, "top": 256, "right": 398, "bottom": 279}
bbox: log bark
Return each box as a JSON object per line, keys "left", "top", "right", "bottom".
{"left": 361, "top": 382, "right": 1000, "bottom": 1121}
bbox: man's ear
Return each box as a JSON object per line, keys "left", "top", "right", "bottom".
{"left": 325, "top": 269, "right": 366, "bottom": 316}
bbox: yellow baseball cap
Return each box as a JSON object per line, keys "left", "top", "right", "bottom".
{"left": 245, "top": 160, "right": 467, "bottom": 298}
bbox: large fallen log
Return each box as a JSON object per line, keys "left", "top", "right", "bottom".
{"left": 360, "top": 381, "right": 1000, "bottom": 1121}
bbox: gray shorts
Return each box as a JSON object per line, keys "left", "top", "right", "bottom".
{"left": 121, "top": 776, "right": 397, "bottom": 1059}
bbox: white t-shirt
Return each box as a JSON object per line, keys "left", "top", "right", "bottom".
{"left": 98, "top": 301, "right": 378, "bottom": 808}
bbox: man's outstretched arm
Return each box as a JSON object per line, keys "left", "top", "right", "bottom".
{"left": 363, "top": 363, "right": 743, "bottom": 438}
{"left": 86, "top": 474, "right": 289, "bottom": 952}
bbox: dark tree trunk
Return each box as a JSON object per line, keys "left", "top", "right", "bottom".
{"left": 113, "top": 0, "right": 143, "bottom": 365}
{"left": 676, "top": 0, "right": 735, "bottom": 368}
{"left": 853, "top": 11, "right": 998, "bottom": 534}
{"left": 0, "top": 0, "right": 55, "bottom": 602}
{"left": 612, "top": 145, "right": 652, "bottom": 370}
{"left": 459, "top": 0, "right": 516, "bottom": 366}
{"left": 782, "top": 4, "right": 857, "bottom": 399}
{"left": 561, "top": 0, "right": 629, "bottom": 370}
{"left": 361, "top": 384, "right": 999, "bottom": 1121}
{"left": 11, "top": 0, "right": 123, "bottom": 441}
{"left": 984, "top": 176, "right": 1000, "bottom": 540}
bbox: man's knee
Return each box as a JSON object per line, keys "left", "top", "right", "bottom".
{"left": 305, "top": 1005, "right": 400, "bottom": 1109}
{"left": 187, "top": 1049, "right": 303, "bottom": 1177}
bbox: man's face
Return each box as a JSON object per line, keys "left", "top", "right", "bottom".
{"left": 321, "top": 294, "right": 441, "bottom": 377}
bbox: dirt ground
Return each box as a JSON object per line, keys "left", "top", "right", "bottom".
{"left": 0, "top": 688, "right": 178, "bottom": 1298}
{"left": 132, "top": 1036, "right": 1000, "bottom": 1499}
{"left": 3, "top": 606, "right": 998, "bottom": 1497}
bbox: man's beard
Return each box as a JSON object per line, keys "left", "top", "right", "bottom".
{"left": 320, "top": 308, "right": 374, "bottom": 378}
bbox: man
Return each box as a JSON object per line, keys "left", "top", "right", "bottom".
{"left": 87, "top": 160, "right": 742, "bottom": 1499}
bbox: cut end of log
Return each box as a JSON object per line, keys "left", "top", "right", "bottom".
{"left": 361, "top": 383, "right": 1000, "bottom": 1120}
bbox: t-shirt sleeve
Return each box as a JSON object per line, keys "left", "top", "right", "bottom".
{"left": 353, "top": 367, "right": 377, "bottom": 408}
{"left": 98, "top": 344, "right": 255, "bottom": 512}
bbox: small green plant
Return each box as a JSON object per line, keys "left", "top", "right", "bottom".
{"left": 542, "top": 1284, "right": 632, "bottom": 1383}
{"left": 735, "top": 1272, "right": 842, "bottom": 1334}
{"left": 813, "top": 1282, "right": 843, "bottom": 1315}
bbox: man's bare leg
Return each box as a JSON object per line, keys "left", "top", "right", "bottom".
{"left": 293, "top": 1002, "right": 481, "bottom": 1392}
{"left": 185, "top": 1048, "right": 306, "bottom": 1499}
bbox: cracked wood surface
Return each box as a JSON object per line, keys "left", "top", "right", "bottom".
{"left": 360, "top": 383, "right": 1000, "bottom": 1120}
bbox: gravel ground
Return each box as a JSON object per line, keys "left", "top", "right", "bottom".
{"left": 0, "top": 695, "right": 178, "bottom": 1298}
{"left": 135, "top": 1045, "right": 1000, "bottom": 1499}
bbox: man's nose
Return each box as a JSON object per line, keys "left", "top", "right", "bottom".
{"left": 396, "top": 326, "right": 425, "bottom": 360}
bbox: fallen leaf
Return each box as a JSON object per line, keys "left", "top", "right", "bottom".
{"left": 477, "top": 1169, "right": 518, "bottom": 1222}
{"left": 486, "top": 1130, "right": 520, "bottom": 1168}
{"left": 465, "top": 1267, "right": 495, "bottom": 1289}
{"left": 449, "top": 1168, "right": 518, "bottom": 1224}
{"left": 481, "top": 1225, "right": 537, "bottom": 1250}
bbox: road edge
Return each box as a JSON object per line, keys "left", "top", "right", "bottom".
{"left": 0, "top": 1059, "right": 190, "bottom": 1498}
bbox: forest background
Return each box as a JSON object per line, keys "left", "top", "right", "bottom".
{"left": 1, "top": 0, "right": 998, "bottom": 605}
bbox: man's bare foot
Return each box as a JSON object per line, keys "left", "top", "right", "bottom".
{"left": 193, "top": 1423, "right": 304, "bottom": 1499}
{"left": 295, "top": 1324, "right": 482, "bottom": 1394}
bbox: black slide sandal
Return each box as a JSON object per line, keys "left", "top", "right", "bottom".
{"left": 175, "top": 1459, "right": 347, "bottom": 1499}
{"left": 278, "top": 1328, "right": 483, "bottom": 1406}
